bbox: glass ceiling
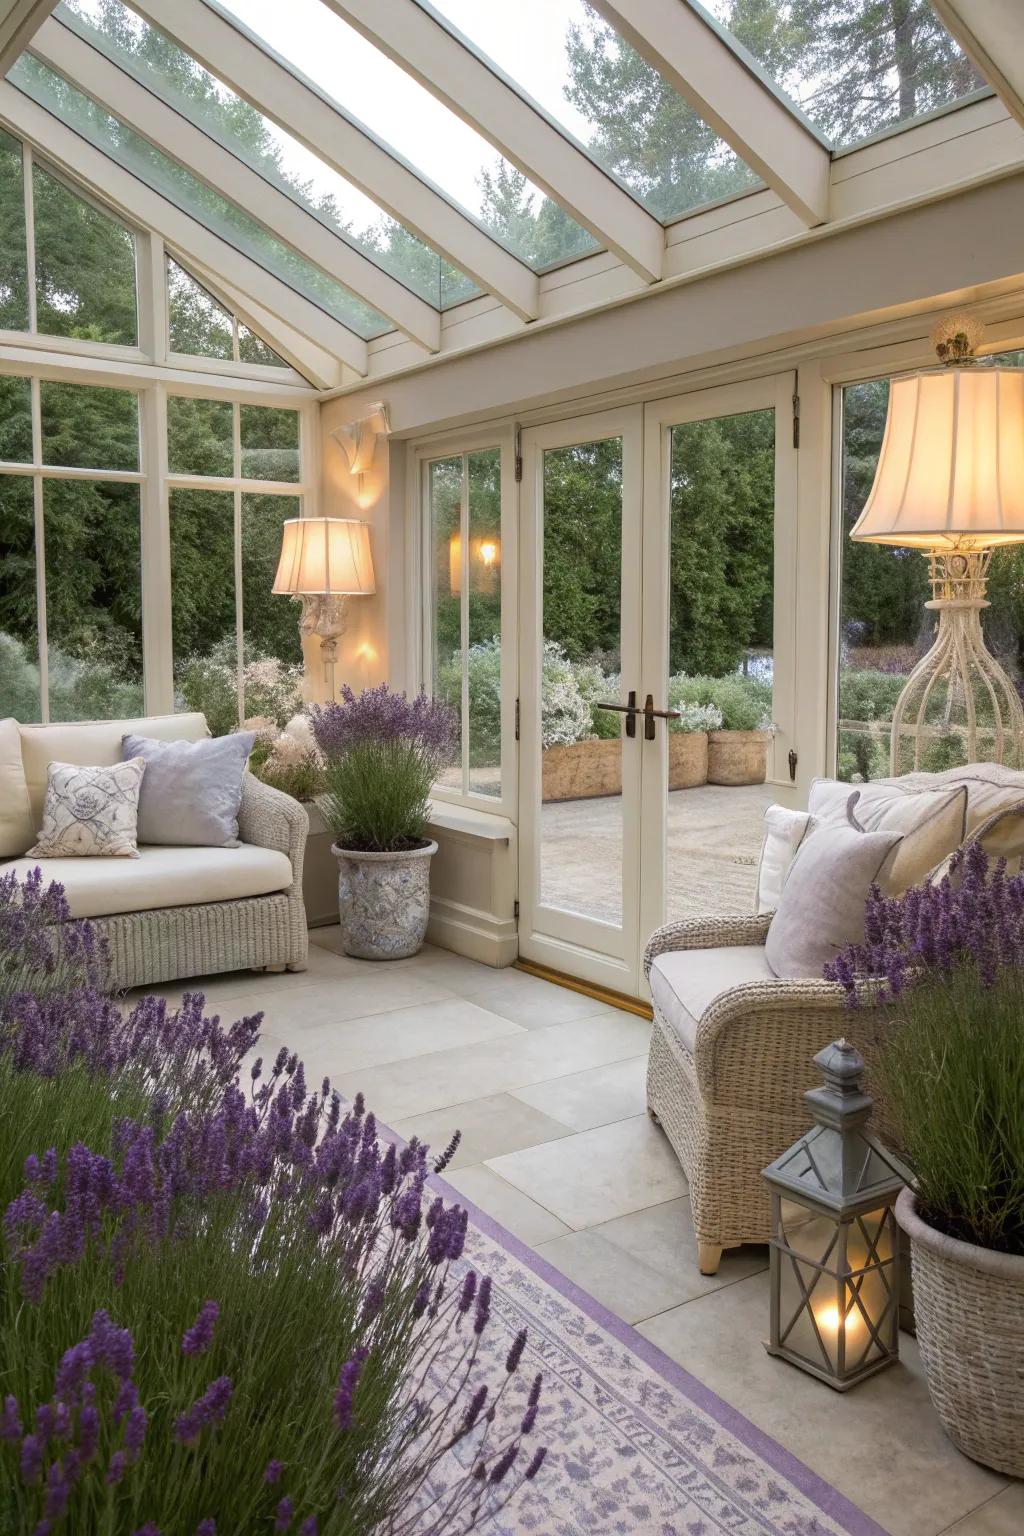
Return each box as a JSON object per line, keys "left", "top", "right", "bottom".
{"left": 427, "top": 0, "right": 760, "bottom": 222}
{"left": 216, "top": 0, "right": 601, "bottom": 272}
{"left": 56, "top": 0, "right": 480, "bottom": 311}
{"left": 700, "top": 0, "right": 987, "bottom": 151}
{"left": 8, "top": 54, "right": 395, "bottom": 339}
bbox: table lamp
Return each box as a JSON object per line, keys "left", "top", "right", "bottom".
{"left": 273, "top": 517, "right": 375, "bottom": 701}
{"left": 850, "top": 317, "right": 1024, "bottom": 773}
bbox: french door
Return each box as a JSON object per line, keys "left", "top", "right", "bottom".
{"left": 518, "top": 378, "right": 797, "bottom": 998}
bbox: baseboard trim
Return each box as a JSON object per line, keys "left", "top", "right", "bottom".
{"left": 514, "top": 959, "right": 653, "bottom": 1019}
{"left": 426, "top": 895, "right": 518, "bottom": 968}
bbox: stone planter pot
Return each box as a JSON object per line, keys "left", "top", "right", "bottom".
{"left": 331, "top": 841, "right": 438, "bottom": 960}
{"left": 896, "top": 1187, "right": 1024, "bottom": 1476}
{"left": 668, "top": 731, "right": 708, "bottom": 789}
{"left": 707, "top": 729, "right": 770, "bottom": 786}
{"left": 542, "top": 739, "right": 621, "bottom": 802}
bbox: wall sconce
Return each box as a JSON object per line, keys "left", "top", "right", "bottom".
{"left": 331, "top": 403, "right": 390, "bottom": 493}
{"left": 273, "top": 517, "right": 376, "bottom": 701}
{"left": 763, "top": 1039, "right": 905, "bottom": 1391}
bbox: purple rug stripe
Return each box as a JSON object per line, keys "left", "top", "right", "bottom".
{"left": 415, "top": 1142, "right": 893, "bottom": 1536}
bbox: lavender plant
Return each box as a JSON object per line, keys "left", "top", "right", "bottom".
{"left": 311, "top": 686, "right": 458, "bottom": 853}
{"left": 824, "top": 844, "right": 1024, "bottom": 1257}
{"left": 0, "top": 873, "right": 546, "bottom": 1533}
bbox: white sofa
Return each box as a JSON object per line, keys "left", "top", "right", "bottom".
{"left": 0, "top": 712, "right": 308, "bottom": 990}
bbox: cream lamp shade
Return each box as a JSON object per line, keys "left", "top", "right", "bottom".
{"left": 851, "top": 367, "right": 1024, "bottom": 549}
{"left": 272, "top": 517, "right": 375, "bottom": 597}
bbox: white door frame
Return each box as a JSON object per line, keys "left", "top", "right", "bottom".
{"left": 518, "top": 405, "right": 645, "bottom": 995}
{"left": 638, "top": 374, "right": 800, "bottom": 953}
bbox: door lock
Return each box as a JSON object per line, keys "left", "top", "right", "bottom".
{"left": 643, "top": 694, "right": 681, "bottom": 741}
{"left": 594, "top": 689, "right": 640, "bottom": 738}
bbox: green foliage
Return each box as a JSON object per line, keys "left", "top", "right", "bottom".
{"left": 0, "top": 630, "right": 143, "bottom": 723}
{"left": 668, "top": 672, "right": 772, "bottom": 731}
{"left": 249, "top": 734, "right": 324, "bottom": 803}
{"left": 878, "top": 966, "right": 1024, "bottom": 1254}
{"left": 319, "top": 743, "right": 437, "bottom": 852}
{"left": 837, "top": 728, "right": 889, "bottom": 785}
{"left": 174, "top": 637, "right": 304, "bottom": 737}
{"left": 837, "top": 668, "right": 908, "bottom": 723}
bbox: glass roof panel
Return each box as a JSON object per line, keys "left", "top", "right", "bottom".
{"left": 427, "top": 0, "right": 759, "bottom": 222}
{"left": 700, "top": 0, "right": 987, "bottom": 151}
{"left": 56, "top": 0, "right": 479, "bottom": 310}
{"left": 215, "top": 0, "right": 600, "bottom": 271}
{"left": 8, "top": 54, "right": 395, "bottom": 339}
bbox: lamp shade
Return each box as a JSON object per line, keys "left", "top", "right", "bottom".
{"left": 851, "top": 367, "right": 1024, "bottom": 549}
{"left": 272, "top": 517, "right": 375, "bottom": 596}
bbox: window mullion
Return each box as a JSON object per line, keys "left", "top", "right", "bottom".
{"left": 22, "top": 142, "right": 37, "bottom": 335}
{"left": 233, "top": 404, "right": 245, "bottom": 726}
{"left": 140, "top": 383, "right": 172, "bottom": 713}
{"left": 460, "top": 454, "right": 470, "bottom": 797}
{"left": 30, "top": 377, "right": 48, "bottom": 722}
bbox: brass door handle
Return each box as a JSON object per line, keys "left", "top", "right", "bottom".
{"left": 595, "top": 689, "right": 639, "bottom": 738}
{"left": 643, "top": 694, "right": 681, "bottom": 741}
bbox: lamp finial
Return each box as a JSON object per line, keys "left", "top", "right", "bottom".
{"left": 929, "top": 311, "right": 983, "bottom": 367}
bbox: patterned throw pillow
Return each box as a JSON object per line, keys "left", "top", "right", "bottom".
{"left": 26, "top": 758, "right": 147, "bottom": 859}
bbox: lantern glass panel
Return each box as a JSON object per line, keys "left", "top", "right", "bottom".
{"left": 844, "top": 1263, "right": 896, "bottom": 1370}
{"left": 779, "top": 1252, "right": 842, "bottom": 1374}
{"left": 779, "top": 1200, "right": 840, "bottom": 1265}
{"left": 846, "top": 1206, "right": 894, "bottom": 1270}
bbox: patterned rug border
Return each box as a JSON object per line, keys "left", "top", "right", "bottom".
{"left": 413, "top": 1150, "right": 893, "bottom": 1536}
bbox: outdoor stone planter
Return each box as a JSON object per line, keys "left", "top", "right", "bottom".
{"left": 668, "top": 731, "right": 708, "bottom": 789}
{"left": 707, "top": 729, "right": 770, "bottom": 786}
{"left": 896, "top": 1187, "right": 1024, "bottom": 1476}
{"left": 542, "top": 739, "right": 621, "bottom": 802}
{"left": 332, "top": 840, "right": 438, "bottom": 960}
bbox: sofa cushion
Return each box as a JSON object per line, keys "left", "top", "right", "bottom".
{"left": 19, "top": 713, "right": 209, "bottom": 828}
{"left": 124, "top": 732, "right": 254, "bottom": 848}
{"left": 0, "top": 717, "right": 34, "bottom": 857}
{"left": 753, "top": 805, "right": 813, "bottom": 914}
{"left": 847, "top": 785, "right": 967, "bottom": 894}
{"left": 27, "top": 757, "right": 147, "bottom": 860}
{"left": 765, "top": 818, "right": 902, "bottom": 979}
{"left": 650, "top": 946, "right": 776, "bottom": 1056}
{"left": 1, "top": 843, "right": 292, "bottom": 920}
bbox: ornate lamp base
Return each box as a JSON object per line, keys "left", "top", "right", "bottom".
{"left": 295, "top": 594, "right": 349, "bottom": 702}
{"left": 890, "top": 550, "right": 1024, "bottom": 774}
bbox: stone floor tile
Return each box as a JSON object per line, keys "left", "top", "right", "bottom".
{"left": 535, "top": 1228, "right": 696, "bottom": 1325}
{"left": 513, "top": 1055, "right": 648, "bottom": 1131}
{"left": 391, "top": 1093, "right": 572, "bottom": 1169}
{"left": 443, "top": 1164, "right": 570, "bottom": 1246}
{"left": 591, "top": 1196, "right": 768, "bottom": 1299}
{"left": 942, "top": 1486, "right": 1024, "bottom": 1536}
{"left": 460, "top": 966, "right": 616, "bottom": 1028}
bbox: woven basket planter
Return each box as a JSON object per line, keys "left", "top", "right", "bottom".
{"left": 707, "top": 729, "right": 770, "bottom": 785}
{"left": 896, "top": 1188, "right": 1024, "bottom": 1476}
{"left": 668, "top": 731, "right": 708, "bottom": 789}
{"left": 542, "top": 739, "right": 621, "bottom": 802}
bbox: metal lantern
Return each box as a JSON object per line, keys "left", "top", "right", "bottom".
{"left": 763, "top": 1039, "right": 906, "bottom": 1391}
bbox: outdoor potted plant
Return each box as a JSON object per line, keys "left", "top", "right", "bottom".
{"left": 826, "top": 845, "right": 1024, "bottom": 1475}
{"left": 310, "top": 683, "right": 458, "bottom": 959}
{"left": 666, "top": 698, "right": 721, "bottom": 789}
{"left": 705, "top": 676, "right": 773, "bottom": 786}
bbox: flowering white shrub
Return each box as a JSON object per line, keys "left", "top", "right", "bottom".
{"left": 673, "top": 700, "right": 723, "bottom": 734}
{"left": 175, "top": 637, "right": 304, "bottom": 736}
{"left": 540, "top": 641, "right": 593, "bottom": 748}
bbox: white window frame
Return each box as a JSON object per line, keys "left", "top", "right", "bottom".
{"left": 408, "top": 423, "right": 517, "bottom": 821}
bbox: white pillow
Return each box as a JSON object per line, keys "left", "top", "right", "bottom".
{"left": 26, "top": 757, "right": 147, "bottom": 859}
{"left": 753, "top": 805, "right": 814, "bottom": 914}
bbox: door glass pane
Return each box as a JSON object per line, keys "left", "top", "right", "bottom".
{"left": 540, "top": 437, "right": 623, "bottom": 924}
{"left": 33, "top": 162, "right": 137, "bottom": 345}
{"left": 467, "top": 449, "right": 502, "bottom": 798}
{"left": 0, "top": 476, "right": 41, "bottom": 720}
{"left": 666, "top": 410, "right": 775, "bottom": 922}
{"left": 43, "top": 479, "right": 143, "bottom": 720}
{"left": 837, "top": 357, "right": 1024, "bottom": 781}
{"left": 429, "top": 456, "right": 463, "bottom": 792}
{"left": 40, "top": 382, "right": 139, "bottom": 471}
{"left": 170, "top": 487, "right": 238, "bottom": 736}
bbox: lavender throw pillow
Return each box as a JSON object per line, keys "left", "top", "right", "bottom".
{"left": 123, "top": 732, "right": 254, "bottom": 848}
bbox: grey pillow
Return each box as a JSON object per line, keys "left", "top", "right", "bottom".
{"left": 764, "top": 815, "right": 903, "bottom": 980}
{"left": 122, "top": 732, "right": 254, "bottom": 848}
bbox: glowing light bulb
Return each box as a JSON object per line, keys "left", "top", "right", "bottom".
{"left": 479, "top": 540, "right": 498, "bottom": 567}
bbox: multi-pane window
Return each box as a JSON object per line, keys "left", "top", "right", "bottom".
{"left": 167, "top": 258, "right": 290, "bottom": 369}
{"left": 0, "top": 375, "right": 144, "bottom": 722}
{"left": 168, "top": 396, "right": 304, "bottom": 735}
{"left": 427, "top": 448, "right": 503, "bottom": 800}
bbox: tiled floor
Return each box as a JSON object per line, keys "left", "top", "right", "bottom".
{"left": 143, "top": 935, "right": 1023, "bottom": 1536}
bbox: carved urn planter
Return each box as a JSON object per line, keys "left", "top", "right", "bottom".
{"left": 332, "top": 841, "right": 438, "bottom": 960}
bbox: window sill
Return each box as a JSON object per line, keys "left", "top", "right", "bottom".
{"left": 427, "top": 800, "right": 513, "bottom": 844}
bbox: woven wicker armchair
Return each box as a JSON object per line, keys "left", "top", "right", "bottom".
{"left": 644, "top": 913, "right": 884, "bottom": 1276}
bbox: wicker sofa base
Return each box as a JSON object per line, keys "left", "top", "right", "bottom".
{"left": 93, "top": 892, "right": 309, "bottom": 992}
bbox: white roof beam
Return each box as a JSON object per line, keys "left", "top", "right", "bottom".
{"left": 589, "top": 0, "right": 831, "bottom": 228}
{"left": 33, "top": 17, "right": 441, "bottom": 352}
{"left": 0, "top": 78, "right": 369, "bottom": 377}
{"left": 127, "top": 0, "right": 540, "bottom": 321}
{"left": 323, "top": 0, "right": 665, "bottom": 283}
{"left": 0, "top": 0, "right": 56, "bottom": 71}
{"left": 932, "top": 1, "right": 1024, "bottom": 130}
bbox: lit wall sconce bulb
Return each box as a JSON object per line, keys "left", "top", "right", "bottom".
{"left": 479, "top": 541, "right": 498, "bottom": 567}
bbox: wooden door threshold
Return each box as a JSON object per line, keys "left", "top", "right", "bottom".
{"left": 514, "top": 959, "right": 653, "bottom": 1020}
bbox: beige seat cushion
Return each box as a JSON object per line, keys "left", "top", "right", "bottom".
{"left": 0, "top": 716, "right": 34, "bottom": 857}
{"left": 1, "top": 843, "right": 291, "bottom": 920}
{"left": 19, "top": 713, "right": 209, "bottom": 829}
{"left": 649, "top": 946, "right": 776, "bottom": 1056}
{"left": 847, "top": 785, "right": 967, "bottom": 893}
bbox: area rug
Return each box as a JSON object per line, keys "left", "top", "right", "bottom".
{"left": 427, "top": 1165, "right": 891, "bottom": 1536}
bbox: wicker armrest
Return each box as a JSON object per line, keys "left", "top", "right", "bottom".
{"left": 643, "top": 912, "right": 772, "bottom": 979}
{"left": 238, "top": 774, "right": 309, "bottom": 894}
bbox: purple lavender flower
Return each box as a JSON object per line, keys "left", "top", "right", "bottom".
{"left": 334, "top": 1348, "right": 369, "bottom": 1431}
{"left": 310, "top": 685, "right": 458, "bottom": 761}
{"left": 474, "top": 1276, "right": 492, "bottom": 1336}
{"left": 274, "top": 1497, "right": 295, "bottom": 1531}
{"left": 299, "top": 1519, "right": 318, "bottom": 1536}
{"left": 181, "top": 1301, "right": 220, "bottom": 1357}
{"left": 264, "top": 1459, "right": 284, "bottom": 1485}
{"left": 173, "top": 1377, "right": 232, "bottom": 1446}
{"left": 196, "top": 1522, "right": 216, "bottom": 1535}
{"left": 524, "top": 1447, "right": 547, "bottom": 1480}
{"left": 123, "top": 1406, "right": 147, "bottom": 1459}
{"left": 1, "top": 1396, "right": 21, "bottom": 1442}
{"left": 489, "top": 1444, "right": 519, "bottom": 1484}
{"left": 505, "top": 1329, "right": 527, "bottom": 1374}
